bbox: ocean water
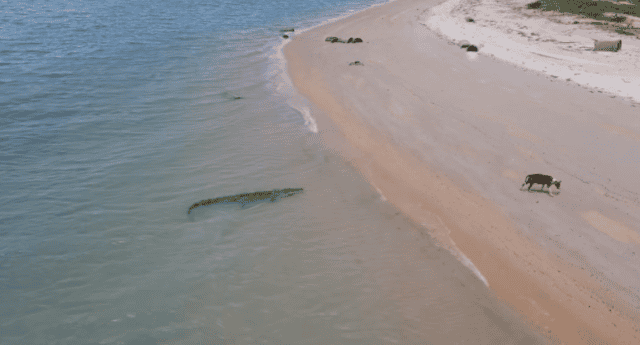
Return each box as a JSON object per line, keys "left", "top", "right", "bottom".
{"left": 0, "top": 0, "right": 545, "bottom": 344}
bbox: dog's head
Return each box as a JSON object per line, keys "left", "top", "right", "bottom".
{"left": 552, "top": 179, "right": 561, "bottom": 189}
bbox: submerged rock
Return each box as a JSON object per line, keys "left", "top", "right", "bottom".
{"left": 282, "top": 35, "right": 289, "bottom": 39}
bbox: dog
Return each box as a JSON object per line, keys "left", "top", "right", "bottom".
{"left": 521, "top": 174, "right": 561, "bottom": 196}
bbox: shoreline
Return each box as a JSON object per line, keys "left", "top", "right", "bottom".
{"left": 284, "top": 0, "right": 640, "bottom": 343}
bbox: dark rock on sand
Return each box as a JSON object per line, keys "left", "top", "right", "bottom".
{"left": 526, "top": 1, "right": 542, "bottom": 9}
{"left": 280, "top": 28, "right": 295, "bottom": 32}
{"left": 459, "top": 40, "right": 471, "bottom": 48}
{"left": 349, "top": 61, "right": 364, "bottom": 66}
{"left": 325, "top": 36, "right": 362, "bottom": 43}
{"left": 283, "top": 35, "right": 289, "bottom": 39}
{"left": 466, "top": 17, "right": 475, "bottom": 23}
{"left": 467, "top": 45, "right": 478, "bottom": 52}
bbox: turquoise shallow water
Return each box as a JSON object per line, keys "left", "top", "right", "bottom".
{"left": 0, "top": 0, "right": 545, "bottom": 343}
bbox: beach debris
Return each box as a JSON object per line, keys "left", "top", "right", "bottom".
{"left": 349, "top": 61, "right": 364, "bottom": 66}
{"left": 459, "top": 40, "right": 471, "bottom": 48}
{"left": 280, "top": 28, "right": 295, "bottom": 32}
{"left": 466, "top": 45, "right": 478, "bottom": 52}
{"left": 593, "top": 39, "right": 622, "bottom": 52}
{"left": 282, "top": 35, "right": 289, "bottom": 39}
{"left": 187, "top": 188, "right": 304, "bottom": 214}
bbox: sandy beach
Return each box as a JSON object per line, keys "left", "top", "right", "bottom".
{"left": 284, "top": 0, "right": 640, "bottom": 343}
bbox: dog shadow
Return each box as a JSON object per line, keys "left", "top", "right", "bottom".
{"left": 520, "top": 187, "right": 559, "bottom": 196}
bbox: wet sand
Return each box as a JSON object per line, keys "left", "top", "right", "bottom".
{"left": 284, "top": 0, "right": 640, "bottom": 343}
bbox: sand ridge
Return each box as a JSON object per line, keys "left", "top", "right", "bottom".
{"left": 284, "top": 0, "right": 640, "bottom": 342}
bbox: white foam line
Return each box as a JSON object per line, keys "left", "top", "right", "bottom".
{"left": 372, "top": 184, "right": 388, "bottom": 202}
{"left": 292, "top": 105, "right": 318, "bottom": 133}
{"left": 421, "top": 222, "right": 490, "bottom": 287}
{"left": 457, "top": 249, "right": 490, "bottom": 287}
{"left": 268, "top": 0, "right": 399, "bottom": 133}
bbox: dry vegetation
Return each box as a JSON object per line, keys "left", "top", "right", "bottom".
{"left": 526, "top": 0, "right": 640, "bottom": 36}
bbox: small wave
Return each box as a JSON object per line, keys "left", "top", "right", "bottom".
{"left": 13, "top": 42, "right": 42, "bottom": 46}
{"left": 421, "top": 221, "right": 489, "bottom": 287}
{"left": 369, "top": 180, "right": 388, "bottom": 202}
{"left": 43, "top": 72, "right": 72, "bottom": 78}
{"left": 457, "top": 250, "right": 489, "bottom": 287}
{"left": 290, "top": 105, "right": 318, "bottom": 133}
{"left": 301, "top": 106, "right": 318, "bottom": 133}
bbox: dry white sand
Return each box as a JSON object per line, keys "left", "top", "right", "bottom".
{"left": 424, "top": 0, "right": 640, "bottom": 103}
{"left": 284, "top": 0, "right": 640, "bottom": 342}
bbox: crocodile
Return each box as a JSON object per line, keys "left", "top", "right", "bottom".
{"left": 187, "top": 188, "right": 303, "bottom": 214}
